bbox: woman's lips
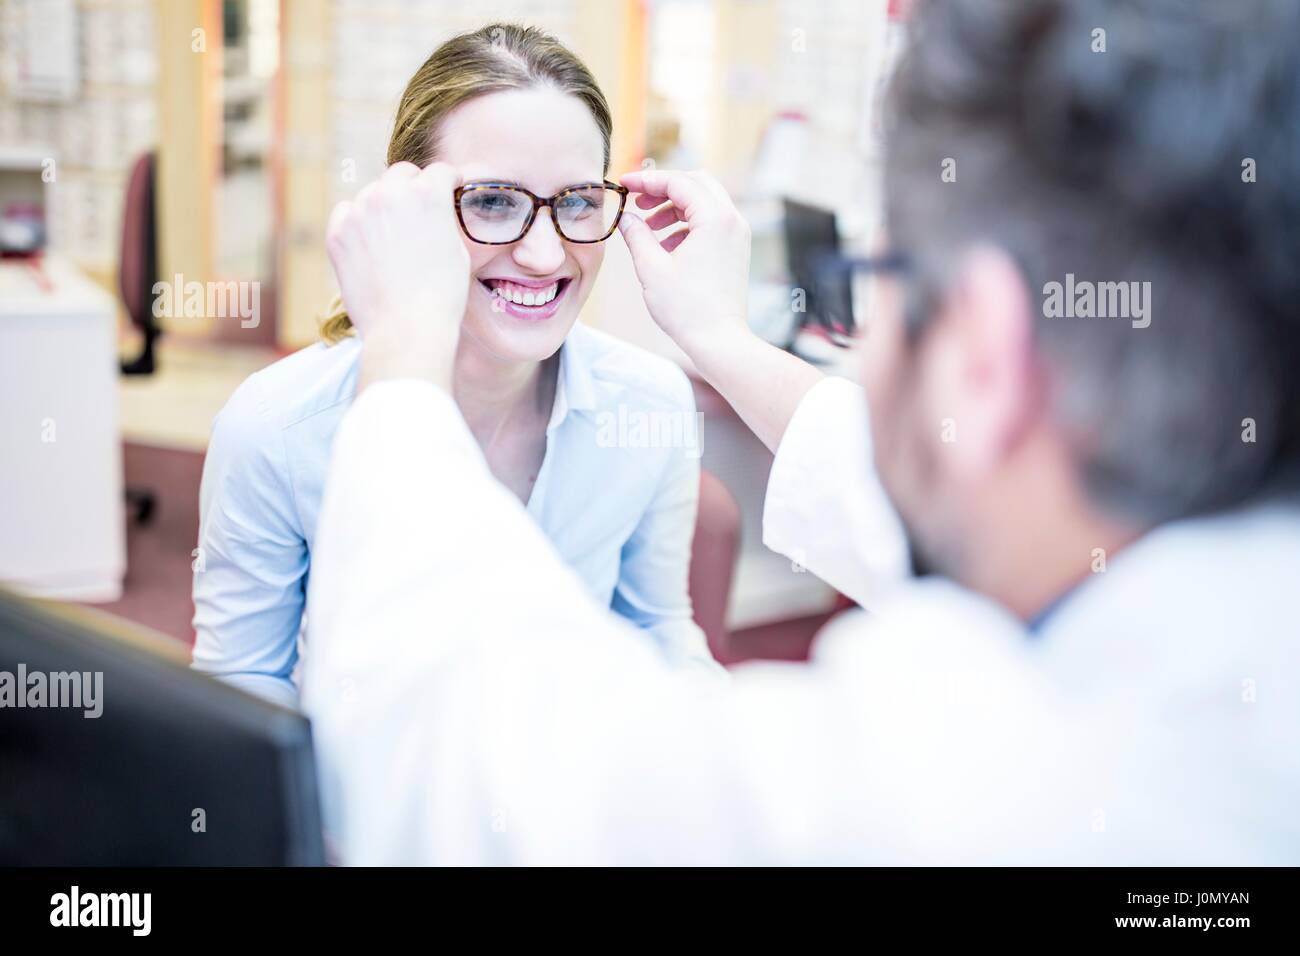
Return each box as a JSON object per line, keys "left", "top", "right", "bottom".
{"left": 480, "top": 277, "right": 571, "bottom": 321}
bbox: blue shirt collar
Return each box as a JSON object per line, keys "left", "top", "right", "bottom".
{"left": 547, "top": 324, "right": 598, "bottom": 433}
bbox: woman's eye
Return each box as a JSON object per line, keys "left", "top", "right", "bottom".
{"left": 557, "top": 193, "right": 598, "bottom": 218}
{"left": 465, "top": 192, "right": 519, "bottom": 217}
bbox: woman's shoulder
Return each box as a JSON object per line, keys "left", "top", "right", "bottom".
{"left": 566, "top": 323, "right": 694, "bottom": 413}
{"left": 215, "top": 336, "right": 362, "bottom": 441}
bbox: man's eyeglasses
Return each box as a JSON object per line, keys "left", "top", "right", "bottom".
{"left": 807, "top": 251, "right": 912, "bottom": 344}
{"left": 453, "top": 181, "right": 629, "bottom": 245}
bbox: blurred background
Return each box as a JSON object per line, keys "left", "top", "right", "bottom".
{"left": 0, "top": 0, "right": 910, "bottom": 664}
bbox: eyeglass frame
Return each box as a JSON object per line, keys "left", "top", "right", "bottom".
{"left": 452, "top": 180, "right": 630, "bottom": 245}
{"left": 806, "top": 251, "right": 913, "bottom": 343}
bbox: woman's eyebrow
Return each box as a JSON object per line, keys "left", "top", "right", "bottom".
{"left": 462, "top": 179, "right": 606, "bottom": 192}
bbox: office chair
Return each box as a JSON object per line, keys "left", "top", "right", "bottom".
{"left": 118, "top": 151, "right": 161, "bottom": 524}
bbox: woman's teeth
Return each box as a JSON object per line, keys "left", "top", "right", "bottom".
{"left": 489, "top": 280, "right": 561, "bottom": 307}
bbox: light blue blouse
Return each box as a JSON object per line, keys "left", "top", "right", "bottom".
{"left": 191, "top": 323, "right": 713, "bottom": 707}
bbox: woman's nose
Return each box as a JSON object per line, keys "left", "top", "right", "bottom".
{"left": 511, "top": 208, "right": 567, "bottom": 274}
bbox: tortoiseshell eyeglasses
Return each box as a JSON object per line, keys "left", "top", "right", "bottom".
{"left": 453, "top": 181, "right": 629, "bottom": 245}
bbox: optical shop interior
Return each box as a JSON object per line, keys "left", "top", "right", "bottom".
{"left": 3, "top": 0, "right": 1296, "bottom": 873}
{"left": 0, "top": 0, "right": 900, "bottom": 864}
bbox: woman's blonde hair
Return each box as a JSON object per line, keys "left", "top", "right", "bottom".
{"left": 320, "top": 23, "right": 614, "bottom": 343}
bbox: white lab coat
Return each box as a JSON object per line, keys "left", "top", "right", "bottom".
{"left": 302, "top": 376, "right": 1300, "bottom": 864}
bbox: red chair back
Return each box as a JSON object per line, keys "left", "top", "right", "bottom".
{"left": 690, "top": 470, "right": 741, "bottom": 663}
{"left": 119, "top": 151, "right": 158, "bottom": 330}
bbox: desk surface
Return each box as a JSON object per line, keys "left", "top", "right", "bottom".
{"left": 0, "top": 256, "right": 115, "bottom": 315}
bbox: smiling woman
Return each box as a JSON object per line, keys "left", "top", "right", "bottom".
{"left": 190, "top": 23, "right": 723, "bottom": 707}
{"left": 458, "top": 177, "right": 627, "bottom": 320}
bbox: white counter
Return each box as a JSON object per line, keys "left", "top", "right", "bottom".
{"left": 0, "top": 256, "right": 125, "bottom": 601}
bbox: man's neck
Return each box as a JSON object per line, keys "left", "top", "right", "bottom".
{"left": 963, "top": 448, "right": 1145, "bottom": 625}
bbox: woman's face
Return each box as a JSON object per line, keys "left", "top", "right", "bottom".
{"left": 435, "top": 87, "right": 609, "bottom": 365}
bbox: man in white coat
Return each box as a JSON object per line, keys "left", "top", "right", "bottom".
{"left": 303, "top": 0, "right": 1300, "bottom": 863}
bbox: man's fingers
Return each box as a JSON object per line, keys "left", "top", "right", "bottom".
{"left": 617, "top": 212, "right": 669, "bottom": 272}
{"left": 410, "top": 163, "right": 462, "bottom": 225}
{"left": 643, "top": 204, "right": 686, "bottom": 231}
{"left": 418, "top": 161, "right": 461, "bottom": 194}
{"left": 660, "top": 226, "right": 690, "bottom": 253}
{"left": 355, "top": 179, "right": 382, "bottom": 208}
{"left": 635, "top": 192, "right": 665, "bottom": 211}
{"left": 619, "top": 169, "right": 717, "bottom": 224}
{"left": 324, "top": 200, "right": 358, "bottom": 272}
{"left": 618, "top": 169, "right": 667, "bottom": 198}
{"left": 385, "top": 161, "right": 421, "bottom": 181}
{"left": 687, "top": 170, "right": 735, "bottom": 208}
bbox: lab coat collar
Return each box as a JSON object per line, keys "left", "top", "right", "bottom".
{"left": 1034, "top": 502, "right": 1300, "bottom": 683}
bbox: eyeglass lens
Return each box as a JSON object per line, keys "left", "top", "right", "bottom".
{"left": 458, "top": 185, "right": 622, "bottom": 243}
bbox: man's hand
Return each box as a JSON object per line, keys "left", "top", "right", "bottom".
{"left": 617, "top": 169, "right": 753, "bottom": 379}
{"left": 325, "top": 162, "right": 469, "bottom": 391}
{"left": 619, "top": 168, "right": 824, "bottom": 453}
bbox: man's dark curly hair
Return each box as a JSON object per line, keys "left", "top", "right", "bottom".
{"left": 883, "top": 0, "right": 1300, "bottom": 524}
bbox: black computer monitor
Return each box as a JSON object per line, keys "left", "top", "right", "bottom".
{"left": 0, "top": 589, "right": 325, "bottom": 865}
{"left": 782, "top": 197, "right": 855, "bottom": 339}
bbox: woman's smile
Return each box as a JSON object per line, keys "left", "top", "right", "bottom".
{"left": 478, "top": 275, "right": 574, "bottom": 321}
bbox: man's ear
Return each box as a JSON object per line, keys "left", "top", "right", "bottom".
{"left": 919, "top": 244, "right": 1038, "bottom": 482}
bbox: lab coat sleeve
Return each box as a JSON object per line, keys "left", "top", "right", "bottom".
{"left": 610, "top": 381, "right": 725, "bottom": 677}
{"left": 303, "top": 379, "right": 690, "bottom": 861}
{"left": 191, "top": 375, "right": 307, "bottom": 709}
{"left": 762, "top": 376, "right": 910, "bottom": 608}
{"left": 303, "top": 379, "right": 1084, "bottom": 864}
